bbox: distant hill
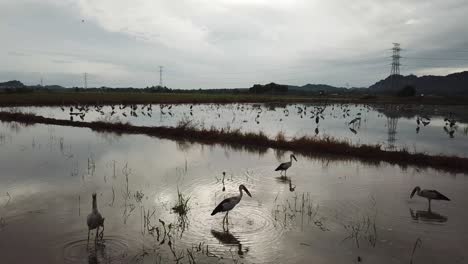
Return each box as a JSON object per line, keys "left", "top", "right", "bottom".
{"left": 0, "top": 80, "right": 25, "bottom": 89}
{"left": 289, "top": 83, "right": 367, "bottom": 95}
{"left": 4, "top": 71, "right": 468, "bottom": 96}
{"left": 249, "top": 83, "right": 288, "bottom": 94}
{"left": 369, "top": 71, "right": 468, "bottom": 96}
{"left": 0, "top": 80, "right": 67, "bottom": 93}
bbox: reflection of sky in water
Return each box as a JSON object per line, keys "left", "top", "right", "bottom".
{"left": 3, "top": 103, "right": 468, "bottom": 157}
{"left": 0, "top": 122, "right": 467, "bottom": 263}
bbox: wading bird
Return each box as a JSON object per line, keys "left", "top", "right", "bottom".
{"left": 87, "top": 193, "right": 105, "bottom": 244}
{"left": 275, "top": 154, "right": 297, "bottom": 177}
{"left": 211, "top": 184, "right": 252, "bottom": 226}
{"left": 410, "top": 186, "right": 450, "bottom": 210}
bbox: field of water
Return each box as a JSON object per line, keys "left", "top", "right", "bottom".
{"left": 0, "top": 110, "right": 467, "bottom": 263}
{"left": 4, "top": 103, "right": 468, "bottom": 157}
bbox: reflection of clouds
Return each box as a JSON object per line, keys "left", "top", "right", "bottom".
{"left": 0, "top": 182, "right": 51, "bottom": 199}
{"left": 6, "top": 104, "right": 468, "bottom": 156}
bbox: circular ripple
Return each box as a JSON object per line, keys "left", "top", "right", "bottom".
{"left": 61, "top": 235, "right": 131, "bottom": 264}
{"left": 176, "top": 202, "right": 286, "bottom": 263}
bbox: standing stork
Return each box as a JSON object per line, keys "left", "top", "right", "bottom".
{"left": 275, "top": 154, "right": 297, "bottom": 177}
{"left": 87, "top": 193, "right": 105, "bottom": 244}
{"left": 211, "top": 184, "right": 252, "bottom": 226}
{"left": 410, "top": 186, "right": 450, "bottom": 210}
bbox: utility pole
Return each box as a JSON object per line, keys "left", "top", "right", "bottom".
{"left": 84, "top": 72, "right": 88, "bottom": 89}
{"left": 159, "top": 66, "right": 163, "bottom": 87}
{"left": 390, "top": 43, "right": 401, "bottom": 90}
{"left": 40, "top": 77, "right": 43, "bottom": 87}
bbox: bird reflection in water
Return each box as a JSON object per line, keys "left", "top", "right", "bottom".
{"left": 211, "top": 228, "right": 248, "bottom": 257}
{"left": 288, "top": 178, "right": 296, "bottom": 192}
{"left": 87, "top": 242, "right": 107, "bottom": 264}
{"left": 275, "top": 176, "right": 296, "bottom": 192}
{"left": 410, "top": 208, "right": 448, "bottom": 223}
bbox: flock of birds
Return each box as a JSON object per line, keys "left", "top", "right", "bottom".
{"left": 58, "top": 102, "right": 372, "bottom": 138}
{"left": 62, "top": 104, "right": 158, "bottom": 121}
{"left": 86, "top": 153, "right": 451, "bottom": 244}
{"left": 56, "top": 103, "right": 464, "bottom": 140}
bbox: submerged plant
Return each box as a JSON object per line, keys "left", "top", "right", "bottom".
{"left": 134, "top": 190, "right": 144, "bottom": 203}
{"left": 172, "top": 188, "right": 191, "bottom": 216}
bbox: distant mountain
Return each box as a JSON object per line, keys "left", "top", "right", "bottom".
{"left": 369, "top": 71, "right": 468, "bottom": 96}
{"left": 289, "top": 83, "right": 367, "bottom": 95}
{"left": 0, "top": 80, "right": 25, "bottom": 89}
{"left": 290, "top": 83, "right": 345, "bottom": 93}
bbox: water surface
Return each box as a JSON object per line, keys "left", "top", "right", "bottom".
{"left": 4, "top": 102, "right": 468, "bottom": 157}
{"left": 0, "top": 121, "right": 467, "bottom": 263}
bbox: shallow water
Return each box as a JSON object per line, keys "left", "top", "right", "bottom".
{"left": 0, "top": 120, "right": 467, "bottom": 264}
{"left": 4, "top": 102, "right": 468, "bottom": 157}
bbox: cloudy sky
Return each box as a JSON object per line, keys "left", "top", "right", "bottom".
{"left": 1, "top": 0, "right": 468, "bottom": 89}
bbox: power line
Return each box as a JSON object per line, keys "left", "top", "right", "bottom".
{"left": 403, "top": 56, "right": 468, "bottom": 61}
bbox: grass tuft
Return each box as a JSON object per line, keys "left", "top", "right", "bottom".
{"left": 171, "top": 188, "right": 190, "bottom": 216}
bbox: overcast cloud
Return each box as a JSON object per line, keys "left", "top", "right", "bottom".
{"left": 1, "top": 0, "right": 468, "bottom": 88}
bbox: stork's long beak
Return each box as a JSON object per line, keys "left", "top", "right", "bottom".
{"left": 410, "top": 187, "right": 418, "bottom": 198}
{"left": 243, "top": 186, "right": 252, "bottom": 197}
{"left": 293, "top": 155, "right": 297, "bottom": 161}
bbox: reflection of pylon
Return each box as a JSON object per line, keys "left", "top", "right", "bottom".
{"left": 387, "top": 116, "right": 398, "bottom": 150}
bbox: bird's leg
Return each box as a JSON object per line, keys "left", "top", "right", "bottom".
{"left": 223, "top": 212, "right": 227, "bottom": 229}
{"left": 226, "top": 211, "right": 229, "bottom": 225}
{"left": 95, "top": 226, "right": 99, "bottom": 244}
{"left": 99, "top": 224, "right": 105, "bottom": 240}
{"left": 87, "top": 229, "right": 90, "bottom": 245}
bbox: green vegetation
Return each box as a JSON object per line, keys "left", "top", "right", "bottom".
{"left": 397, "top": 85, "right": 417, "bottom": 97}
{"left": 0, "top": 91, "right": 467, "bottom": 106}
{"left": 249, "top": 83, "right": 289, "bottom": 94}
{"left": 1, "top": 111, "right": 468, "bottom": 173}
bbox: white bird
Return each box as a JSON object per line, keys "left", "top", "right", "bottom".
{"left": 410, "top": 186, "right": 450, "bottom": 210}
{"left": 87, "top": 193, "right": 105, "bottom": 243}
{"left": 211, "top": 185, "right": 252, "bottom": 225}
{"left": 275, "top": 154, "right": 297, "bottom": 177}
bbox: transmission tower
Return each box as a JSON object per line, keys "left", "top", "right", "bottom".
{"left": 159, "top": 66, "right": 163, "bottom": 87}
{"left": 390, "top": 43, "right": 401, "bottom": 90}
{"left": 84, "top": 72, "right": 88, "bottom": 89}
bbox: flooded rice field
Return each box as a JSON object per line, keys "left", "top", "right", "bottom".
{"left": 4, "top": 103, "right": 468, "bottom": 157}
{"left": 0, "top": 118, "right": 467, "bottom": 264}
